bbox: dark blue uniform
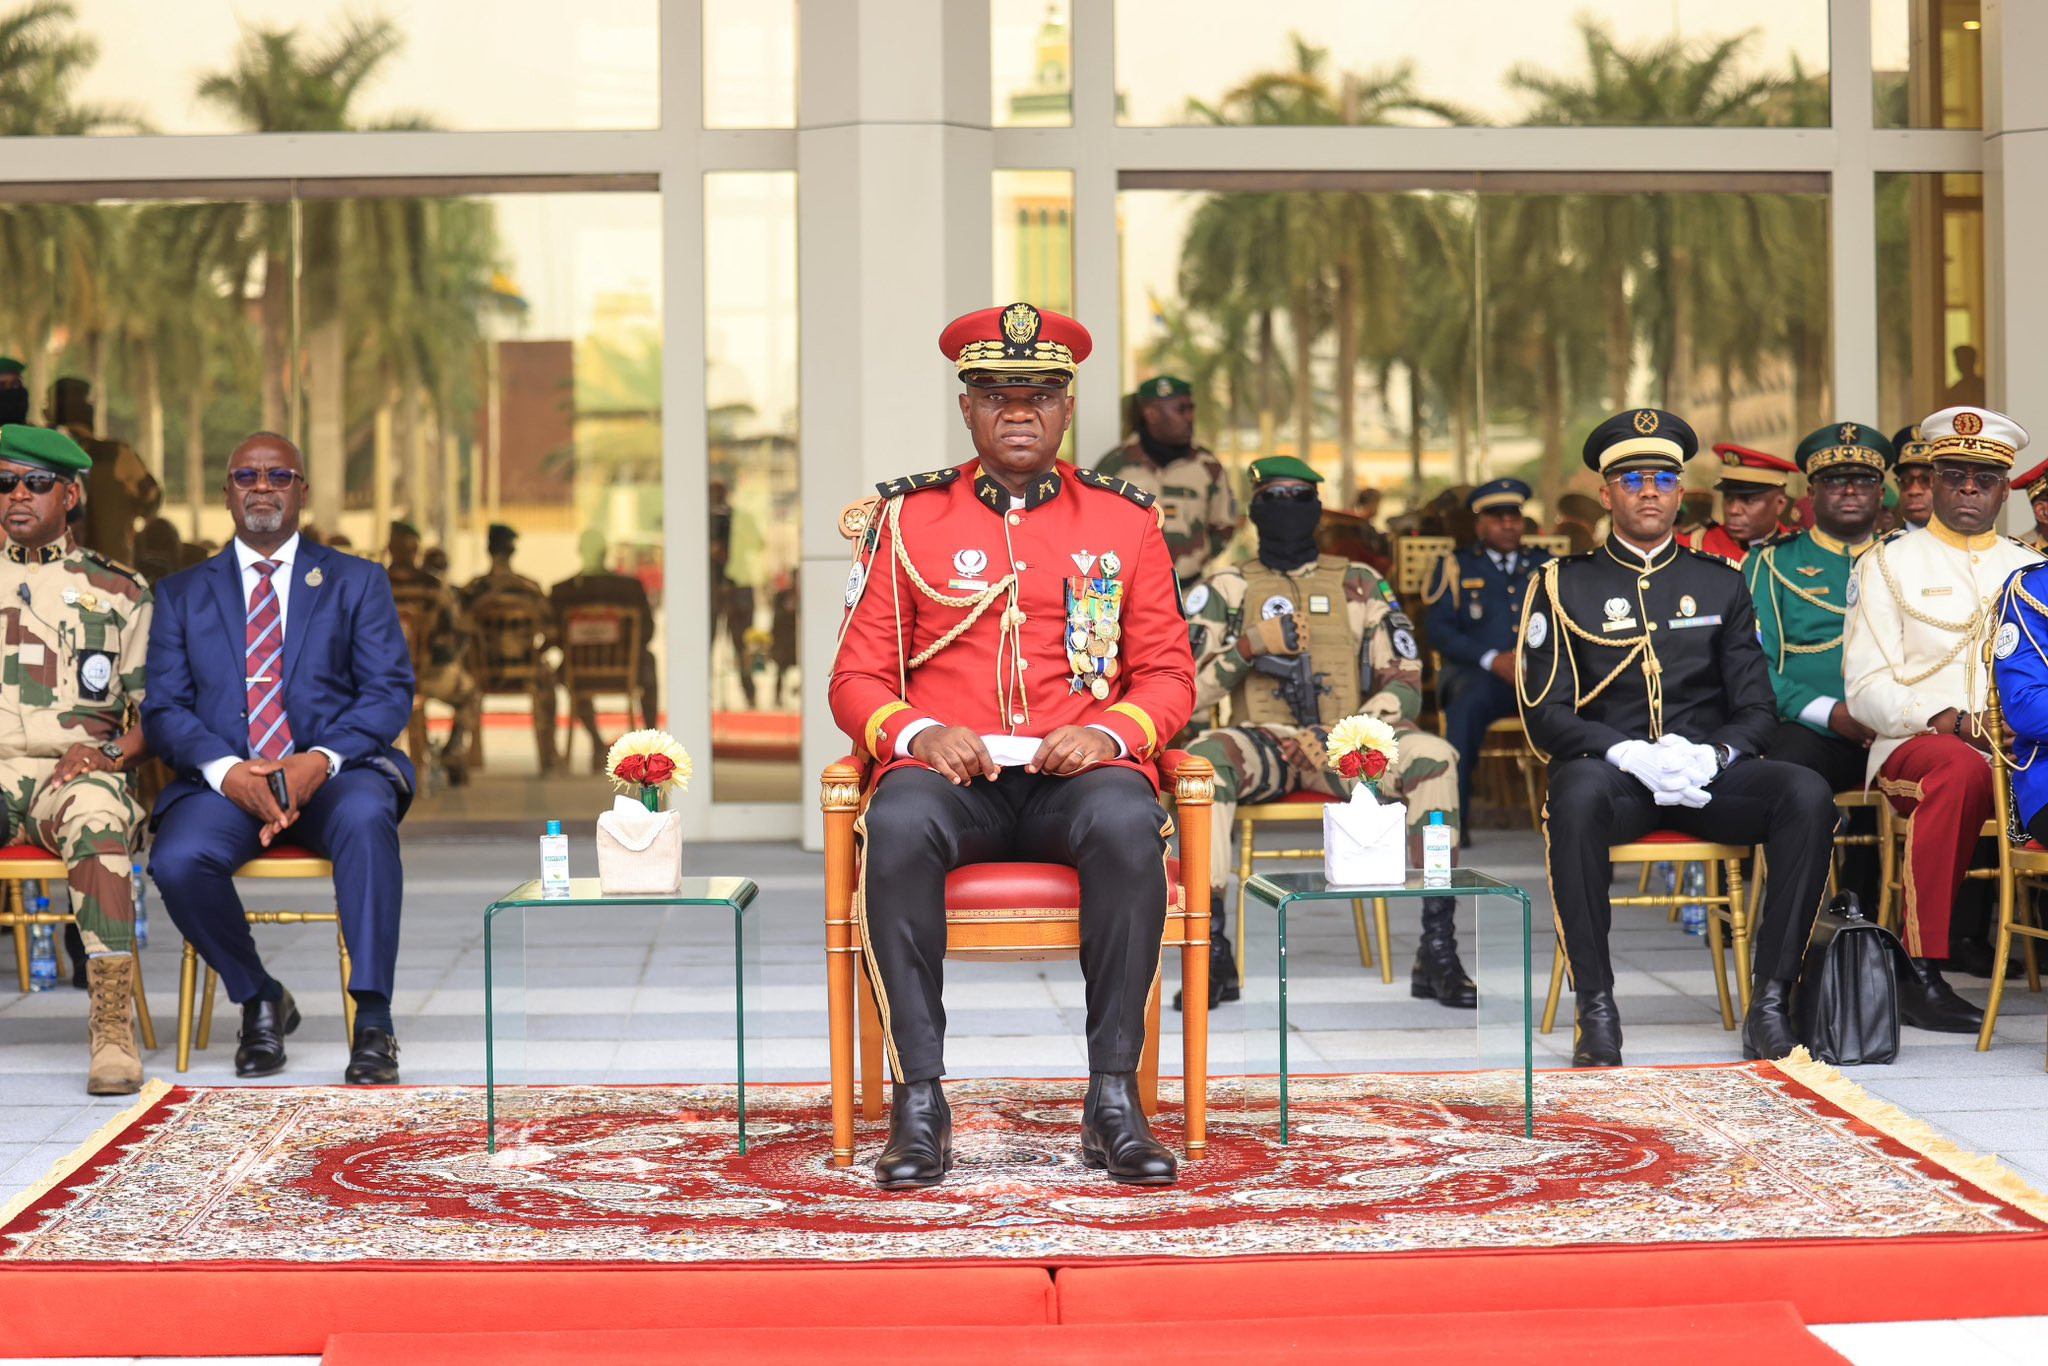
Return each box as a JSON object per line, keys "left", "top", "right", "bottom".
{"left": 1423, "top": 541, "right": 1551, "bottom": 815}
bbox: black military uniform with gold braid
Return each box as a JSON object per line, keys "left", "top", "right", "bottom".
{"left": 1516, "top": 408, "right": 1836, "bottom": 1068}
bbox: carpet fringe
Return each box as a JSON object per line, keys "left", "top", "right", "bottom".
{"left": 1771, "top": 1047, "right": 2048, "bottom": 1220}
{"left": 0, "top": 1077, "right": 171, "bottom": 1228}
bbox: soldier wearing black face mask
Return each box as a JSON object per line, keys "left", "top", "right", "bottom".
{"left": 0, "top": 358, "right": 29, "bottom": 427}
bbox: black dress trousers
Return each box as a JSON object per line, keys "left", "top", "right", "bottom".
{"left": 1544, "top": 756, "right": 1836, "bottom": 991}
{"left": 859, "top": 764, "right": 1170, "bottom": 1083}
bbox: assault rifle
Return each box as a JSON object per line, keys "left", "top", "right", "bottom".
{"left": 1251, "top": 651, "right": 1330, "bottom": 728}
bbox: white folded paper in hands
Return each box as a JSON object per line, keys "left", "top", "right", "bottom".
{"left": 981, "top": 734, "right": 1044, "bottom": 768}
{"left": 1609, "top": 735, "right": 1718, "bottom": 808}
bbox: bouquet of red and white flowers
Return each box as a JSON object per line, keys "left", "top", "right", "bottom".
{"left": 605, "top": 730, "right": 693, "bottom": 813}
{"left": 1325, "top": 714, "right": 1399, "bottom": 799}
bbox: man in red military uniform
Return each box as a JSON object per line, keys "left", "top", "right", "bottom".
{"left": 1682, "top": 443, "right": 1798, "bottom": 565}
{"left": 829, "top": 303, "right": 1196, "bottom": 1191}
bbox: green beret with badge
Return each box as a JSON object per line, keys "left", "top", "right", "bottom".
{"left": 1247, "top": 456, "right": 1323, "bottom": 488}
{"left": 0, "top": 357, "right": 24, "bottom": 378}
{"left": 1135, "top": 375, "right": 1191, "bottom": 403}
{"left": 0, "top": 424, "right": 91, "bottom": 478}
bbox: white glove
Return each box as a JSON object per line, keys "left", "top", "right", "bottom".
{"left": 1609, "top": 740, "right": 1691, "bottom": 794}
{"left": 1669, "top": 783, "right": 1713, "bottom": 808}
{"left": 1656, "top": 734, "right": 1721, "bottom": 788}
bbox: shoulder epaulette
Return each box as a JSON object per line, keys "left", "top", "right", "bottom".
{"left": 1678, "top": 544, "right": 1742, "bottom": 571}
{"left": 1877, "top": 527, "right": 1911, "bottom": 546}
{"left": 2007, "top": 535, "right": 2041, "bottom": 553}
{"left": 1072, "top": 466, "right": 1157, "bottom": 509}
{"left": 79, "top": 547, "right": 143, "bottom": 583}
{"left": 1759, "top": 530, "right": 1801, "bottom": 550}
{"left": 874, "top": 468, "right": 960, "bottom": 499}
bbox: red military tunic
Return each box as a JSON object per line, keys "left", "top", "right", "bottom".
{"left": 830, "top": 459, "right": 1195, "bottom": 785}
{"left": 1681, "top": 520, "right": 1792, "bottom": 566}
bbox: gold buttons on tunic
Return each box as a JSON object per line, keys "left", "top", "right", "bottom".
{"left": 1008, "top": 513, "right": 1021, "bottom": 526}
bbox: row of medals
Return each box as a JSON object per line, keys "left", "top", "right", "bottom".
{"left": 1066, "top": 616, "right": 1121, "bottom": 699}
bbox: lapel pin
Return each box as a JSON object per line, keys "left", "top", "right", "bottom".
{"left": 305, "top": 567, "right": 324, "bottom": 587}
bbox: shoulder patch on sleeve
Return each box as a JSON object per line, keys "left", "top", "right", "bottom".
{"left": 1073, "top": 466, "right": 1157, "bottom": 509}
{"left": 873, "top": 467, "right": 961, "bottom": 499}
{"left": 1184, "top": 582, "right": 1212, "bottom": 615}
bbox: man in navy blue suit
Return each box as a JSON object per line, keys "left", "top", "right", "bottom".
{"left": 1422, "top": 478, "right": 1552, "bottom": 834}
{"left": 143, "top": 433, "right": 415, "bottom": 1084}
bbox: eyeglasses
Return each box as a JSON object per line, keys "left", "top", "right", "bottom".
{"left": 0, "top": 471, "right": 61, "bottom": 496}
{"left": 1253, "top": 485, "right": 1319, "bottom": 503}
{"left": 1815, "top": 470, "right": 1883, "bottom": 487}
{"left": 1610, "top": 471, "right": 1680, "bottom": 496}
{"left": 1935, "top": 467, "right": 2004, "bottom": 493}
{"left": 228, "top": 468, "right": 303, "bottom": 490}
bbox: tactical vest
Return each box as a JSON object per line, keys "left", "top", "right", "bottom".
{"left": 1232, "top": 556, "right": 1363, "bottom": 728}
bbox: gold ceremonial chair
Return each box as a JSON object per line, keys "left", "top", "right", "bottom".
{"left": 467, "top": 594, "right": 556, "bottom": 772}
{"left": 1977, "top": 683, "right": 2048, "bottom": 1052}
{"left": 559, "top": 604, "right": 646, "bottom": 766}
{"left": 1876, "top": 802, "right": 2000, "bottom": 944}
{"left": 392, "top": 603, "right": 433, "bottom": 773}
{"left": 1234, "top": 792, "right": 1392, "bottom": 983}
{"left": 822, "top": 753, "right": 1215, "bottom": 1168}
{"left": 176, "top": 847, "right": 353, "bottom": 1071}
{"left": 1542, "top": 830, "right": 1753, "bottom": 1034}
{"left": 1478, "top": 716, "right": 1545, "bottom": 831}
{"left": 0, "top": 847, "right": 157, "bottom": 1048}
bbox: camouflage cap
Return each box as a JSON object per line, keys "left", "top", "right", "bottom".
{"left": 1247, "top": 456, "right": 1323, "bottom": 487}
{"left": 0, "top": 424, "right": 90, "bottom": 477}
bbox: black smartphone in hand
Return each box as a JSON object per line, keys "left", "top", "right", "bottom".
{"left": 266, "top": 767, "right": 292, "bottom": 813}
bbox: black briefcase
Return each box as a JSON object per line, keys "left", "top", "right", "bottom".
{"left": 1795, "top": 893, "right": 1903, "bottom": 1066}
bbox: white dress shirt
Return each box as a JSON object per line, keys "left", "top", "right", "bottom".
{"left": 199, "top": 535, "right": 343, "bottom": 793}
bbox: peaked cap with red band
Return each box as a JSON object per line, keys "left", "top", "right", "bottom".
{"left": 940, "top": 302, "right": 1092, "bottom": 385}
{"left": 1709, "top": 442, "right": 1798, "bottom": 490}
{"left": 2013, "top": 458, "right": 2048, "bottom": 503}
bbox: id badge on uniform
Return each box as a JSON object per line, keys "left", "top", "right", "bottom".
{"left": 77, "top": 650, "right": 114, "bottom": 702}
{"left": 1064, "top": 577, "right": 1125, "bottom": 699}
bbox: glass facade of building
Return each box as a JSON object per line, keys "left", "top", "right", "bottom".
{"left": 0, "top": 1, "right": 2013, "bottom": 834}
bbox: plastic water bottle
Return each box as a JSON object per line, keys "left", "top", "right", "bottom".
{"left": 1421, "top": 810, "right": 1453, "bottom": 887}
{"left": 1679, "top": 863, "right": 1707, "bottom": 937}
{"left": 131, "top": 863, "right": 150, "bottom": 949}
{"left": 28, "top": 901, "right": 57, "bottom": 991}
{"left": 1649, "top": 861, "right": 1677, "bottom": 896}
{"left": 540, "top": 819, "right": 572, "bottom": 899}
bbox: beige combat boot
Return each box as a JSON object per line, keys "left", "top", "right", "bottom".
{"left": 86, "top": 953, "right": 143, "bottom": 1096}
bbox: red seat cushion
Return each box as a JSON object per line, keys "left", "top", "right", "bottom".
{"left": 1277, "top": 791, "right": 1339, "bottom": 805}
{"left": 247, "top": 844, "right": 320, "bottom": 861}
{"left": 943, "top": 859, "right": 1184, "bottom": 920}
{"left": 0, "top": 844, "right": 63, "bottom": 863}
{"left": 1624, "top": 830, "right": 1700, "bottom": 847}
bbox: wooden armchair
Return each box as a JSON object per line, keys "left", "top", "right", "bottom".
{"left": 821, "top": 752, "right": 1215, "bottom": 1170}
{"left": 560, "top": 605, "right": 646, "bottom": 761}
{"left": 393, "top": 603, "right": 432, "bottom": 772}
{"left": 468, "top": 594, "right": 557, "bottom": 771}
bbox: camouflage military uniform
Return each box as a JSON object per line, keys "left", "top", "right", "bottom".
{"left": 64, "top": 425, "right": 160, "bottom": 567}
{"left": 1185, "top": 555, "right": 1460, "bottom": 890}
{"left": 0, "top": 537, "right": 149, "bottom": 954}
{"left": 1096, "top": 437, "right": 1238, "bottom": 585}
{"left": 387, "top": 564, "right": 481, "bottom": 774}
{"left": 462, "top": 566, "right": 559, "bottom": 771}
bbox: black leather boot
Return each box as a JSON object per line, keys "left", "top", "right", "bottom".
{"left": 874, "top": 1079, "right": 951, "bottom": 1190}
{"left": 1571, "top": 988, "right": 1624, "bottom": 1067}
{"left": 1172, "top": 890, "right": 1239, "bottom": 1011}
{"left": 1899, "top": 958, "right": 1984, "bottom": 1033}
{"left": 1411, "top": 896, "right": 1477, "bottom": 1008}
{"left": 1080, "top": 1072, "right": 1177, "bottom": 1186}
{"left": 1740, "top": 978, "right": 1800, "bottom": 1060}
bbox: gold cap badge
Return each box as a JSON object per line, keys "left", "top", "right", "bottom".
{"left": 1633, "top": 410, "right": 1660, "bottom": 435}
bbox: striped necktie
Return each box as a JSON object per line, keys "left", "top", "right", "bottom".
{"left": 245, "top": 559, "right": 293, "bottom": 759}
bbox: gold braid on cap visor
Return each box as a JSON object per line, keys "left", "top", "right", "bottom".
{"left": 954, "top": 339, "right": 1076, "bottom": 370}
{"left": 1805, "top": 447, "right": 1888, "bottom": 474}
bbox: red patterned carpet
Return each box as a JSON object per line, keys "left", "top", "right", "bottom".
{"left": 6, "top": 1058, "right": 2045, "bottom": 1267}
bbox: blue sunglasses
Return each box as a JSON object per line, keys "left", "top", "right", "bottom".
{"left": 1610, "top": 470, "right": 1681, "bottom": 495}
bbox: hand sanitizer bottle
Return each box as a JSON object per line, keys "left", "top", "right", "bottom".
{"left": 1422, "top": 810, "right": 1453, "bottom": 887}
{"left": 540, "top": 819, "right": 572, "bottom": 899}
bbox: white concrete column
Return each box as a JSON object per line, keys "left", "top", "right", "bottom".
{"left": 1830, "top": 0, "right": 1881, "bottom": 425}
{"left": 796, "top": 0, "right": 994, "bottom": 848}
{"left": 1983, "top": 0, "right": 2048, "bottom": 419}
{"left": 1069, "top": 0, "right": 1121, "bottom": 462}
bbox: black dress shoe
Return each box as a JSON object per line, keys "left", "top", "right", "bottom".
{"left": 875, "top": 1079, "right": 951, "bottom": 1190}
{"left": 1948, "top": 938, "right": 2026, "bottom": 980}
{"left": 234, "top": 988, "right": 300, "bottom": 1077}
{"left": 1173, "top": 900, "right": 1240, "bottom": 1012}
{"left": 1411, "top": 896, "right": 1477, "bottom": 1009}
{"left": 1571, "top": 987, "right": 1624, "bottom": 1067}
{"left": 345, "top": 1028, "right": 401, "bottom": 1084}
{"left": 1741, "top": 978, "right": 1801, "bottom": 1060}
{"left": 1080, "top": 1072, "right": 1177, "bottom": 1186}
{"left": 1899, "top": 958, "right": 1984, "bottom": 1033}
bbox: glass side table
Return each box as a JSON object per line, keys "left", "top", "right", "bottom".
{"left": 484, "top": 876, "right": 759, "bottom": 1154}
{"left": 1240, "top": 869, "right": 1532, "bottom": 1140}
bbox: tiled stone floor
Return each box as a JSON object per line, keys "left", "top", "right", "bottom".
{"left": 4, "top": 829, "right": 2047, "bottom": 1364}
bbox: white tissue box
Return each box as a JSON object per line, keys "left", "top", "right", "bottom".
{"left": 1323, "top": 788, "right": 1408, "bottom": 887}
{"left": 595, "top": 797, "right": 683, "bottom": 895}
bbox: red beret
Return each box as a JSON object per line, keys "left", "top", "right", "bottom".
{"left": 2014, "top": 459, "right": 2048, "bottom": 500}
{"left": 939, "top": 303, "right": 1092, "bottom": 383}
